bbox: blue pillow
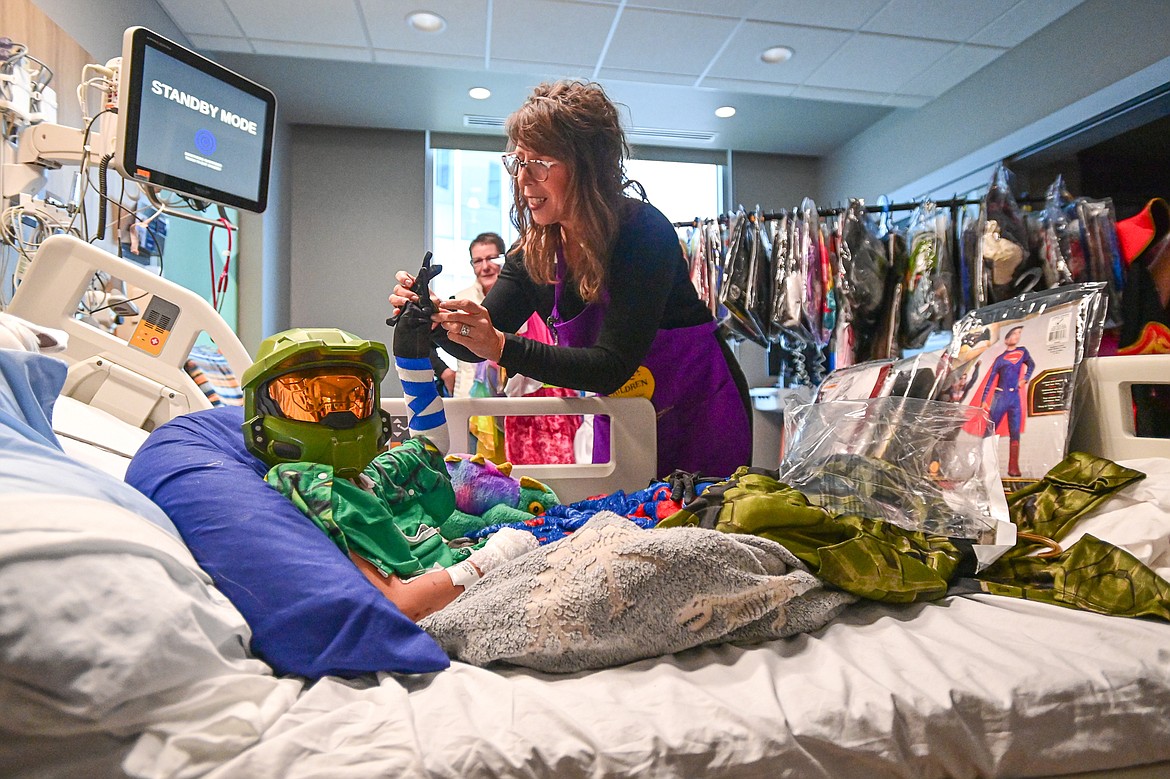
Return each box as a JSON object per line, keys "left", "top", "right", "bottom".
{"left": 125, "top": 406, "right": 450, "bottom": 678}
{"left": 0, "top": 350, "right": 178, "bottom": 538}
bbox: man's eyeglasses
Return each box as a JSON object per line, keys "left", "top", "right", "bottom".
{"left": 470, "top": 255, "right": 502, "bottom": 266}
{"left": 501, "top": 153, "right": 557, "bottom": 183}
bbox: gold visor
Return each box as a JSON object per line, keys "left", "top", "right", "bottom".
{"left": 267, "top": 366, "right": 376, "bottom": 423}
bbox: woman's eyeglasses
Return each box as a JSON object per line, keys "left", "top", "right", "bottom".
{"left": 501, "top": 153, "right": 557, "bottom": 183}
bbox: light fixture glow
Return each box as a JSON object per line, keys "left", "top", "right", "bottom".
{"left": 468, "top": 87, "right": 491, "bottom": 100}
{"left": 406, "top": 11, "right": 447, "bottom": 33}
{"left": 760, "top": 45, "right": 795, "bottom": 64}
{"left": 715, "top": 106, "right": 736, "bottom": 118}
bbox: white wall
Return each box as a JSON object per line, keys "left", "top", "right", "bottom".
{"left": 237, "top": 121, "right": 291, "bottom": 354}
{"left": 822, "top": 0, "right": 1170, "bottom": 202}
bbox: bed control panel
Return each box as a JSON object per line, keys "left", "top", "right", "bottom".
{"left": 128, "top": 296, "right": 180, "bottom": 357}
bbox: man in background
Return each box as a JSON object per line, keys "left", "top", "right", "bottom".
{"left": 449, "top": 232, "right": 506, "bottom": 398}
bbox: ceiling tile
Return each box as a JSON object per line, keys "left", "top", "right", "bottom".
{"left": 187, "top": 34, "right": 255, "bottom": 55}
{"left": 361, "top": 0, "right": 488, "bottom": 55}
{"left": 745, "top": 0, "right": 889, "bottom": 31}
{"left": 252, "top": 39, "right": 372, "bottom": 62}
{"left": 896, "top": 44, "right": 1004, "bottom": 100}
{"left": 804, "top": 33, "right": 956, "bottom": 94}
{"left": 704, "top": 20, "right": 853, "bottom": 87}
{"left": 157, "top": 0, "right": 243, "bottom": 37}
{"left": 882, "top": 93, "right": 931, "bottom": 108}
{"left": 603, "top": 8, "right": 739, "bottom": 76}
{"left": 862, "top": 0, "right": 1020, "bottom": 42}
{"left": 595, "top": 67, "right": 701, "bottom": 87}
{"left": 488, "top": 58, "right": 596, "bottom": 82}
{"left": 223, "top": 0, "right": 367, "bottom": 46}
{"left": 969, "top": 0, "right": 1088, "bottom": 48}
{"left": 490, "top": 0, "right": 616, "bottom": 69}
{"left": 374, "top": 50, "right": 484, "bottom": 69}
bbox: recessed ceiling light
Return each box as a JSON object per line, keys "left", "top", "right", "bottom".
{"left": 760, "top": 45, "right": 794, "bottom": 64}
{"left": 406, "top": 11, "right": 447, "bottom": 33}
{"left": 715, "top": 106, "right": 736, "bottom": 118}
{"left": 468, "top": 87, "right": 491, "bottom": 100}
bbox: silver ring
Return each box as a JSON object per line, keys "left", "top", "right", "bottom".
{"left": 459, "top": 323, "right": 470, "bottom": 337}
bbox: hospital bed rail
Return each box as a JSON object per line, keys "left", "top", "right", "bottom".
{"left": 8, "top": 234, "right": 660, "bottom": 501}
{"left": 8, "top": 233, "right": 249, "bottom": 431}
{"left": 381, "top": 395, "right": 658, "bottom": 505}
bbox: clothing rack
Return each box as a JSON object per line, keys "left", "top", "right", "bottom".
{"left": 673, "top": 196, "right": 1046, "bottom": 228}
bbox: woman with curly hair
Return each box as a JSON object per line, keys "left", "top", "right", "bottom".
{"left": 392, "top": 80, "right": 751, "bottom": 479}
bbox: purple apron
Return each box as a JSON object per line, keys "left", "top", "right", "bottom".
{"left": 549, "top": 266, "right": 751, "bottom": 479}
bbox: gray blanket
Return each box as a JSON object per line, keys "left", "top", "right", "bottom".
{"left": 420, "top": 512, "right": 858, "bottom": 673}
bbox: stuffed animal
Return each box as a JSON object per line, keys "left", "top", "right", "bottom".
{"left": 440, "top": 453, "right": 560, "bottom": 539}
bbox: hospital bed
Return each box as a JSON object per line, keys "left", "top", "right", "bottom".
{"left": 3, "top": 234, "right": 1170, "bottom": 779}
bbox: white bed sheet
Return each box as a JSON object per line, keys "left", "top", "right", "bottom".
{"left": 5, "top": 435, "right": 1170, "bottom": 779}
{"left": 199, "top": 459, "right": 1170, "bottom": 778}
{"left": 51, "top": 394, "right": 149, "bottom": 479}
{"left": 202, "top": 592, "right": 1170, "bottom": 779}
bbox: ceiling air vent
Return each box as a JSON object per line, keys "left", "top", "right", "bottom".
{"left": 629, "top": 126, "right": 717, "bottom": 143}
{"left": 464, "top": 114, "right": 506, "bottom": 128}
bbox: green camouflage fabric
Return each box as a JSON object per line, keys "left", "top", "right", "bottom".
{"left": 659, "top": 453, "right": 1170, "bottom": 621}
{"left": 657, "top": 467, "right": 962, "bottom": 603}
{"left": 978, "top": 452, "right": 1170, "bottom": 620}
{"left": 267, "top": 436, "right": 474, "bottom": 579}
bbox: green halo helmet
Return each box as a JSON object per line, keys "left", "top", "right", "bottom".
{"left": 241, "top": 328, "right": 391, "bottom": 478}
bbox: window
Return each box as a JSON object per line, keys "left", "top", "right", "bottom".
{"left": 625, "top": 158, "right": 724, "bottom": 225}
{"left": 429, "top": 148, "right": 516, "bottom": 299}
{"left": 428, "top": 146, "right": 723, "bottom": 299}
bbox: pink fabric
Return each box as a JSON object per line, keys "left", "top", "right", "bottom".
{"left": 505, "top": 385, "right": 581, "bottom": 464}
{"left": 505, "top": 313, "right": 581, "bottom": 465}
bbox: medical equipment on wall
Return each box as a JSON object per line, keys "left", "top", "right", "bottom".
{"left": 2, "top": 28, "right": 278, "bottom": 429}
{"left": 2, "top": 27, "right": 276, "bottom": 319}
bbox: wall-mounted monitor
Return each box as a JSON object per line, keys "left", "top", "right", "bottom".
{"left": 115, "top": 27, "right": 277, "bottom": 213}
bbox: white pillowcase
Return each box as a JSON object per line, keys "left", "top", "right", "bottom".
{"left": 0, "top": 494, "right": 302, "bottom": 779}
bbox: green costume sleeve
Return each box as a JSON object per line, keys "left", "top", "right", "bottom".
{"left": 979, "top": 453, "right": 1170, "bottom": 620}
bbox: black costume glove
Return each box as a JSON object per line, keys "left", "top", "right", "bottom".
{"left": 388, "top": 251, "right": 442, "bottom": 359}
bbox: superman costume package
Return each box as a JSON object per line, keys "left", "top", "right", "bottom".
{"left": 939, "top": 283, "right": 1106, "bottom": 490}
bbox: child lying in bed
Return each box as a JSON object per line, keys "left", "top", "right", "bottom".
{"left": 240, "top": 326, "right": 535, "bottom": 621}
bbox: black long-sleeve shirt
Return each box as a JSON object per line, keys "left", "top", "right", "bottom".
{"left": 434, "top": 199, "right": 711, "bottom": 394}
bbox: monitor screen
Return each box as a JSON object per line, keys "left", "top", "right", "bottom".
{"left": 115, "top": 27, "right": 276, "bottom": 213}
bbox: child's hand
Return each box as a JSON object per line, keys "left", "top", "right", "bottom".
{"left": 469, "top": 528, "right": 539, "bottom": 575}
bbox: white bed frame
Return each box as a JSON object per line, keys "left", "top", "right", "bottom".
{"left": 8, "top": 234, "right": 243, "bottom": 431}
{"left": 7, "top": 233, "right": 659, "bottom": 499}
{"left": 1070, "top": 354, "right": 1170, "bottom": 461}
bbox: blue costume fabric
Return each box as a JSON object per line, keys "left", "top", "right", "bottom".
{"left": 981, "top": 345, "right": 1035, "bottom": 439}
{"left": 466, "top": 481, "right": 712, "bottom": 545}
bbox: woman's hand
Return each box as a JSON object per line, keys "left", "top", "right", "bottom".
{"left": 389, "top": 270, "right": 441, "bottom": 322}
{"left": 436, "top": 299, "right": 506, "bottom": 362}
